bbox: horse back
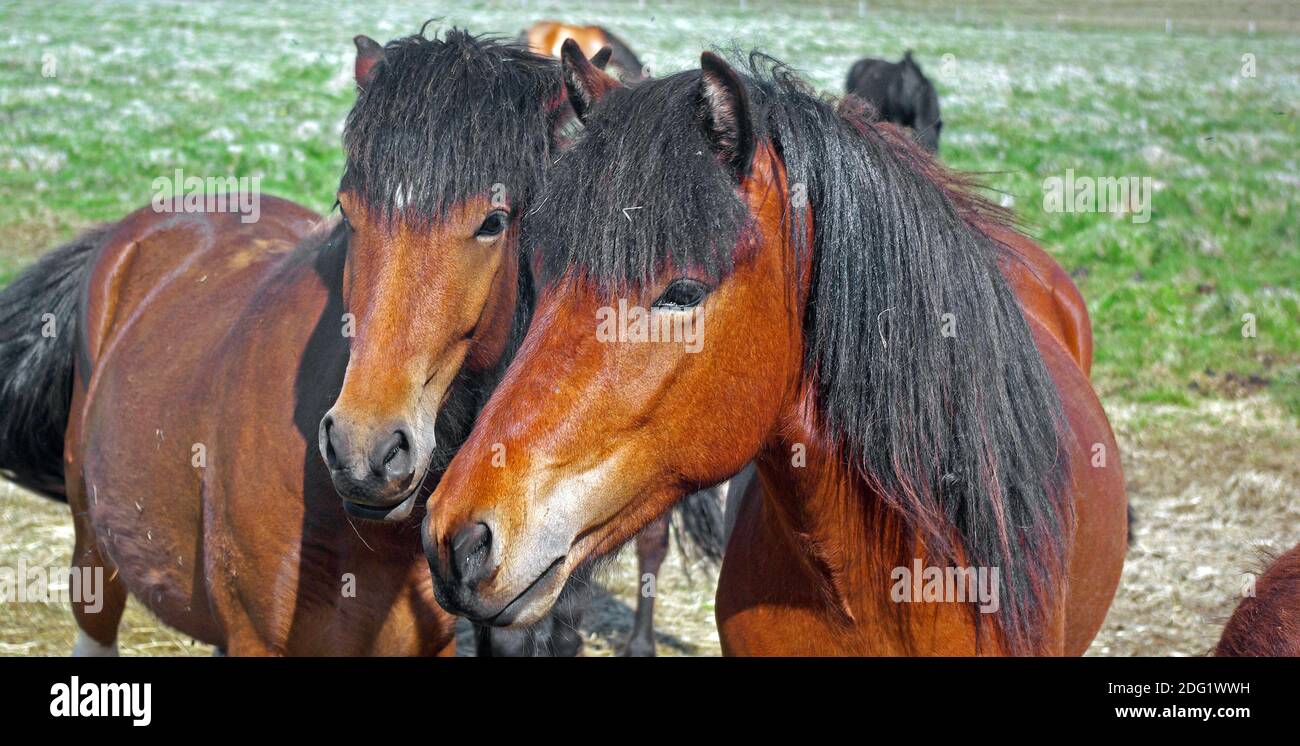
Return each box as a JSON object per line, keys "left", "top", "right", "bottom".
{"left": 81, "top": 197, "right": 320, "bottom": 373}
{"left": 1025, "top": 310, "right": 1127, "bottom": 655}
{"left": 984, "top": 221, "right": 1094, "bottom": 376}
{"left": 845, "top": 58, "right": 897, "bottom": 107}
{"left": 991, "top": 220, "right": 1120, "bottom": 653}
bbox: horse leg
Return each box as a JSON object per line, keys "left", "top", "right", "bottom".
{"left": 623, "top": 514, "right": 669, "bottom": 657}
{"left": 69, "top": 509, "right": 127, "bottom": 657}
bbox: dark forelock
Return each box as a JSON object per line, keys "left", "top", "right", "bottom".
{"left": 341, "top": 29, "right": 562, "bottom": 225}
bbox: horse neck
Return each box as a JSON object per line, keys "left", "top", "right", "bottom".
{"left": 753, "top": 392, "right": 1000, "bottom": 653}
{"left": 742, "top": 154, "right": 894, "bottom": 630}
{"left": 742, "top": 156, "right": 1001, "bottom": 651}
{"left": 755, "top": 391, "right": 894, "bottom": 621}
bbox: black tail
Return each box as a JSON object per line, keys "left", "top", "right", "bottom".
{"left": 669, "top": 485, "right": 726, "bottom": 567}
{"left": 0, "top": 226, "right": 107, "bottom": 500}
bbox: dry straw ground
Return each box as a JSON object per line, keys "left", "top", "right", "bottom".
{"left": 2, "top": 396, "right": 1295, "bottom": 656}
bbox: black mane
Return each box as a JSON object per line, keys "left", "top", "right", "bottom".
{"left": 341, "top": 28, "right": 563, "bottom": 225}
{"left": 527, "top": 53, "right": 1071, "bottom": 653}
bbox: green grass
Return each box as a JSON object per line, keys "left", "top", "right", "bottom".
{"left": 0, "top": 0, "right": 1296, "bottom": 414}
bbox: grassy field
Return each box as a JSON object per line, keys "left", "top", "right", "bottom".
{"left": 1, "top": 0, "right": 1295, "bottom": 413}
{"left": 0, "top": 0, "right": 1296, "bottom": 655}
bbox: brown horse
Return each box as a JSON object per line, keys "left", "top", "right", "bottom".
{"left": 522, "top": 20, "right": 646, "bottom": 82}
{"left": 0, "top": 30, "right": 577, "bottom": 655}
{"left": 1215, "top": 543, "right": 1300, "bottom": 657}
{"left": 422, "top": 44, "right": 1128, "bottom": 655}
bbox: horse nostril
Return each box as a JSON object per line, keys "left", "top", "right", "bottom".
{"left": 320, "top": 415, "right": 340, "bottom": 470}
{"left": 448, "top": 521, "right": 493, "bottom": 588}
{"left": 369, "top": 428, "right": 413, "bottom": 481}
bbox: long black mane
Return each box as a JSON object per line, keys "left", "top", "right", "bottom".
{"left": 528, "top": 54, "right": 1071, "bottom": 653}
{"left": 341, "top": 28, "right": 564, "bottom": 226}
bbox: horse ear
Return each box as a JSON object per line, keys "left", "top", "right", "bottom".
{"left": 561, "top": 38, "right": 621, "bottom": 122}
{"left": 354, "top": 35, "right": 385, "bottom": 89}
{"left": 698, "top": 52, "right": 755, "bottom": 178}
{"left": 590, "top": 46, "right": 613, "bottom": 71}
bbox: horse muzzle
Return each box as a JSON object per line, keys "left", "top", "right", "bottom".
{"left": 319, "top": 411, "right": 427, "bottom": 522}
{"left": 423, "top": 514, "right": 570, "bottom": 627}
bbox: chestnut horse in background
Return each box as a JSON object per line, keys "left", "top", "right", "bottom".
{"left": 423, "top": 43, "right": 1128, "bottom": 655}
{"left": 0, "top": 30, "right": 583, "bottom": 656}
{"left": 522, "top": 20, "right": 646, "bottom": 82}
{"left": 1216, "top": 543, "right": 1300, "bottom": 656}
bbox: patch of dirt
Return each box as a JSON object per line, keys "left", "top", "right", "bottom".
{"left": 1085, "top": 396, "right": 1299, "bottom": 655}
{"left": 2, "top": 396, "right": 1295, "bottom": 656}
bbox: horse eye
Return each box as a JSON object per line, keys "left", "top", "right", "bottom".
{"left": 652, "top": 279, "right": 710, "bottom": 310}
{"left": 475, "top": 210, "right": 509, "bottom": 240}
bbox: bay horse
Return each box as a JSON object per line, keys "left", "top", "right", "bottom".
{"left": 522, "top": 20, "right": 646, "bottom": 82}
{"left": 0, "top": 29, "right": 584, "bottom": 656}
{"left": 0, "top": 28, "right": 720, "bottom": 656}
{"left": 845, "top": 51, "right": 942, "bottom": 153}
{"left": 1215, "top": 543, "right": 1300, "bottom": 657}
{"left": 423, "top": 44, "right": 1128, "bottom": 655}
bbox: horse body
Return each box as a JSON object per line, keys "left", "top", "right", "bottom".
{"left": 522, "top": 21, "right": 645, "bottom": 82}
{"left": 1216, "top": 544, "right": 1300, "bottom": 657}
{"left": 1, "top": 31, "right": 567, "bottom": 656}
{"left": 679, "top": 149, "right": 1122, "bottom": 655}
{"left": 845, "top": 52, "right": 942, "bottom": 152}
{"left": 63, "top": 198, "right": 452, "bottom": 655}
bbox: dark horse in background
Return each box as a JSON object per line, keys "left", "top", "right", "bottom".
{"left": 522, "top": 20, "right": 647, "bottom": 82}
{"left": 0, "top": 29, "right": 718, "bottom": 656}
{"left": 845, "top": 51, "right": 942, "bottom": 152}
